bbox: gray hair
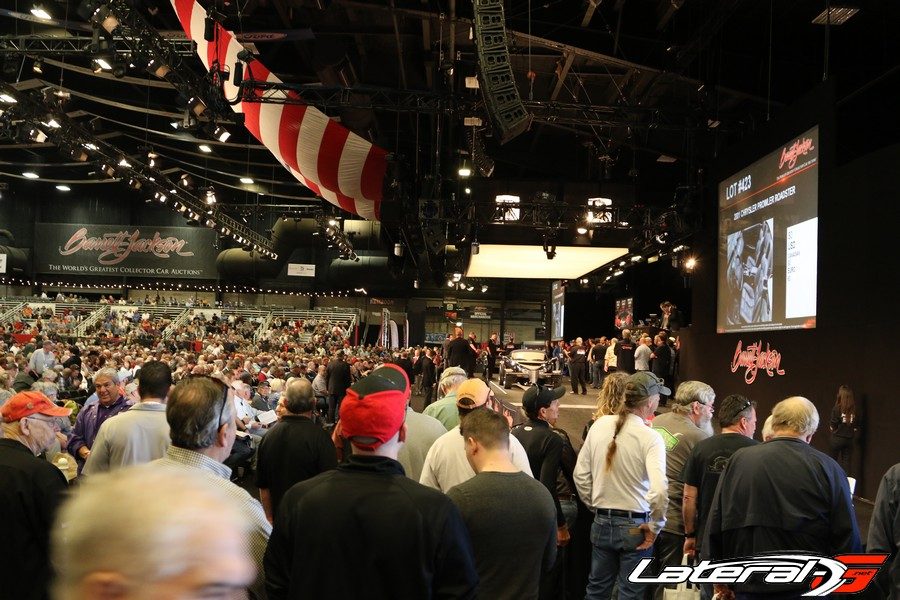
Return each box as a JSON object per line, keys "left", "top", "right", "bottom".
{"left": 93, "top": 367, "right": 120, "bottom": 385}
{"left": 439, "top": 367, "right": 468, "bottom": 394}
{"left": 761, "top": 414, "right": 775, "bottom": 441}
{"left": 52, "top": 466, "right": 252, "bottom": 600}
{"left": 31, "top": 380, "right": 59, "bottom": 398}
{"left": 166, "top": 378, "right": 235, "bottom": 450}
{"left": 671, "top": 381, "right": 715, "bottom": 415}
{"left": 770, "top": 396, "right": 819, "bottom": 437}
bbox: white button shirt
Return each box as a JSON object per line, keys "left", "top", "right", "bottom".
{"left": 574, "top": 413, "right": 668, "bottom": 533}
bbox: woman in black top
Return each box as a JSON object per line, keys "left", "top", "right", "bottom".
{"left": 829, "top": 385, "right": 863, "bottom": 480}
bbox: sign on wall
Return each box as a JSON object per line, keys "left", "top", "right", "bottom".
{"left": 34, "top": 223, "right": 218, "bottom": 279}
{"left": 287, "top": 263, "right": 316, "bottom": 277}
{"left": 0, "top": 253, "right": 6, "bottom": 274}
{"left": 730, "top": 339, "right": 786, "bottom": 384}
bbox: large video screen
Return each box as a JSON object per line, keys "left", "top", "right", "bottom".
{"left": 551, "top": 280, "right": 565, "bottom": 340}
{"left": 717, "top": 126, "right": 819, "bottom": 333}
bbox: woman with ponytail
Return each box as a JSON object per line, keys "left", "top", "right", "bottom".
{"left": 573, "top": 372, "right": 669, "bottom": 600}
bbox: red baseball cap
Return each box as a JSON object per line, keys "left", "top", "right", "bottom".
{"left": 339, "top": 364, "right": 409, "bottom": 450}
{"left": 1, "top": 391, "right": 71, "bottom": 423}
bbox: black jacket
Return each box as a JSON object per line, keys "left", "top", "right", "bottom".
{"left": 326, "top": 358, "right": 352, "bottom": 397}
{"left": 446, "top": 337, "right": 474, "bottom": 372}
{"left": 264, "top": 455, "right": 478, "bottom": 600}
{"left": 255, "top": 415, "right": 338, "bottom": 517}
{"left": 0, "top": 439, "right": 68, "bottom": 600}
{"left": 420, "top": 356, "right": 436, "bottom": 386}
{"left": 512, "top": 419, "right": 565, "bottom": 525}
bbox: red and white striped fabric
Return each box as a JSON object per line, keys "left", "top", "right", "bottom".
{"left": 169, "top": 0, "right": 388, "bottom": 220}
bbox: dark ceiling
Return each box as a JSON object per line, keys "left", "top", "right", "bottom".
{"left": 1, "top": 0, "right": 898, "bottom": 289}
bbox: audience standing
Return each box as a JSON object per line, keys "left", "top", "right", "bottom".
{"left": 868, "top": 462, "right": 900, "bottom": 599}
{"left": 574, "top": 371, "right": 668, "bottom": 600}
{"left": 255, "top": 377, "right": 337, "bottom": 523}
{"left": 51, "top": 466, "right": 256, "bottom": 600}
{"left": 449, "top": 409, "right": 557, "bottom": 600}
{"left": 151, "top": 376, "right": 271, "bottom": 597}
{"left": 82, "top": 361, "right": 172, "bottom": 474}
{"left": 68, "top": 368, "right": 129, "bottom": 472}
{"left": 0, "top": 391, "right": 71, "bottom": 600}
{"left": 422, "top": 366, "right": 467, "bottom": 430}
{"left": 681, "top": 394, "right": 758, "bottom": 600}
{"left": 264, "top": 365, "right": 478, "bottom": 599}
{"left": 648, "top": 380, "right": 715, "bottom": 598}
{"left": 420, "top": 378, "right": 533, "bottom": 493}
{"left": 705, "top": 396, "right": 861, "bottom": 599}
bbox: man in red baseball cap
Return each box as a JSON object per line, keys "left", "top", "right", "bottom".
{"left": 0, "top": 391, "right": 71, "bottom": 600}
{"left": 265, "top": 365, "right": 478, "bottom": 600}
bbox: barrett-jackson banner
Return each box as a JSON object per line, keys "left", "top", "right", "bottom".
{"left": 34, "top": 223, "right": 218, "bottom": 279}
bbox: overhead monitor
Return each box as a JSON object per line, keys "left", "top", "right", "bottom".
{"left": 717, "top": 125, "right": 819, "bottom": 333}
{"left": 551, "top": 280, "right": 565, "bottom": 340}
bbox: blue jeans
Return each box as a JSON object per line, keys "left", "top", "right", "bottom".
{"left": 585, "top": 514, "right": 652, "bottom": 600}
{"left": 591, "top": 361, "right": 604, "bottom": 387}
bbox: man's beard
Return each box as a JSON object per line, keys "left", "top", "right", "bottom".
{"left": 699, "top": 414, "right": 715, "bottom": 437}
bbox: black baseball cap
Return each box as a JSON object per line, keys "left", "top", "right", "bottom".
{"left": 522, "top": 384, "right": 565, "bottom": 415}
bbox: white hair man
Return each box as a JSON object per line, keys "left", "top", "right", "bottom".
{"left": 51, "top": 466, "right": 255, "bottom": 600}
{"left": 68, "top": 368, "right": 129, "bottom": 473}
{"left": 83, "top": 361, "right": 173, "bottom": 475}
{"left": 705, "top": 396, "right": 861, "bottom": 599}
{"left": 1, "top": 391, "right": 71, "bottom": 600}
{"left": 647, "top": 380, "right": 715, "bottom": 598}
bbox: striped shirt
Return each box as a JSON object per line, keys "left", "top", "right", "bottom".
{"left": 152, "top": 446, "right": 271, "bottom": 590}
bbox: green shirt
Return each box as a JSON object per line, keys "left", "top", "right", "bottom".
{"left": 422, "top": 391, "right": 459, "bottom": 431}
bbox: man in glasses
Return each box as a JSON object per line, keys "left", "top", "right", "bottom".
{"left": 0, "top": 390, "right": 72, "bottom": 600}
{"left": 681, "top": 394, "right": 758, "bottom": 600}
{"left": 151, "top": 376, "right": 270, "bottom": 599}
{"left": 648, "top": 379, "right": 715, "bottom": 599}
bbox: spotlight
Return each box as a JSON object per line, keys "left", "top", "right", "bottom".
{"left": 92, "top": 5, "right": 120, "bottom": 33}
{"left": 576, "top": 226, "right": 588, "bottom": 235}
{"left": 93, "top": 56, "right": 113, "bottom": 71}
{"left": 99, "top": 163, "right": 116, "bottom": 177}
{"left": 198, "top": 144, "right": 212, "bottom": 153}
{"left": 30, "top": 5, "right": 52, "bottom": 20}
{"left": 240, "top": 177, "right": 254, "bottom": 184}
{"left": 205, "top": 188, "right": 216, "bottom": 204}
{"left": 128, "top": 177, "right": 142, "bottom": 190}
{"left": 481, "top": 285, "right": 487, "bottom": 293}
{"left": 393, "top": 243, "right": 404, "bottom": 257}
{"left": 471, "top": 241, "right": 479, "bottom": 255}
{"left": 22, "top": 172, "right": 40, "bottom": 179}
{"left": 413, "top": 279, "right": 419, "bottom": 289}
{"left": 213, "top": 125, "right": 230, "bottom": 142}
{"left": 27, "top": 128, "right": 48, "bottom": 143}
{"left": 685, "top": 257, "right": 697, "bottom": 271}
{"left": 56, "top": 185, "right": 71, "bottom": 191}
{"left": 32, "top": 60, "right": 43, "bottom": 74}
{"left": 452, "top": 272, "right": 462, "bottom": 282}
{"left": 447, "top": 280, "right": 455, "bottom": 288}
{"left": 147, "top": 58, "right": 170, "bottom": 78}
{"left": 458, "top": 162, "right": 472, "bottom": 178}
{"left": 188, "top": 97, "right": 207, "bottom": 117}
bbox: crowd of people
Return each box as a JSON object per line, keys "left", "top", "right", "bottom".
{"left": 0, "top": 311, "right": 897, "bottom": 600}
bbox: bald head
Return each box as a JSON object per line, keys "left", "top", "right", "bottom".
{"left": 283, "top": 378, "right": 315, "bottom": 414}
{"left": 770, "top": 396, "right": 819, "bottom": 441}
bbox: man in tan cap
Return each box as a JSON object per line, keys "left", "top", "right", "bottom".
{"left": 420, "top": 377, "right": 533, "bottom": 492}
{"left": 0, "top": 391, "right": 72, "bottom": 600}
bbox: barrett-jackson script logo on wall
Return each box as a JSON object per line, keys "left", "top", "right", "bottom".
{"left": 34, "top": 223, "right": 217, "bottom": 279}
{"left": 779, "top": 136, "right": 815, "bottom": 170}
{"left": 731, "top": 340, "right": 786, "bottom": 384}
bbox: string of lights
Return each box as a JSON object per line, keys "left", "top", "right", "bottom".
{"left": 0, "top": 81, "right": 276, "bottom": 257}
{"left": 0, "top": 277, "right": 363, "bottom": 298}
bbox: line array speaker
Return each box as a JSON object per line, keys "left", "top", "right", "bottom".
{"left": 472, "top": 0, "right": 532, "bottom": 144}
